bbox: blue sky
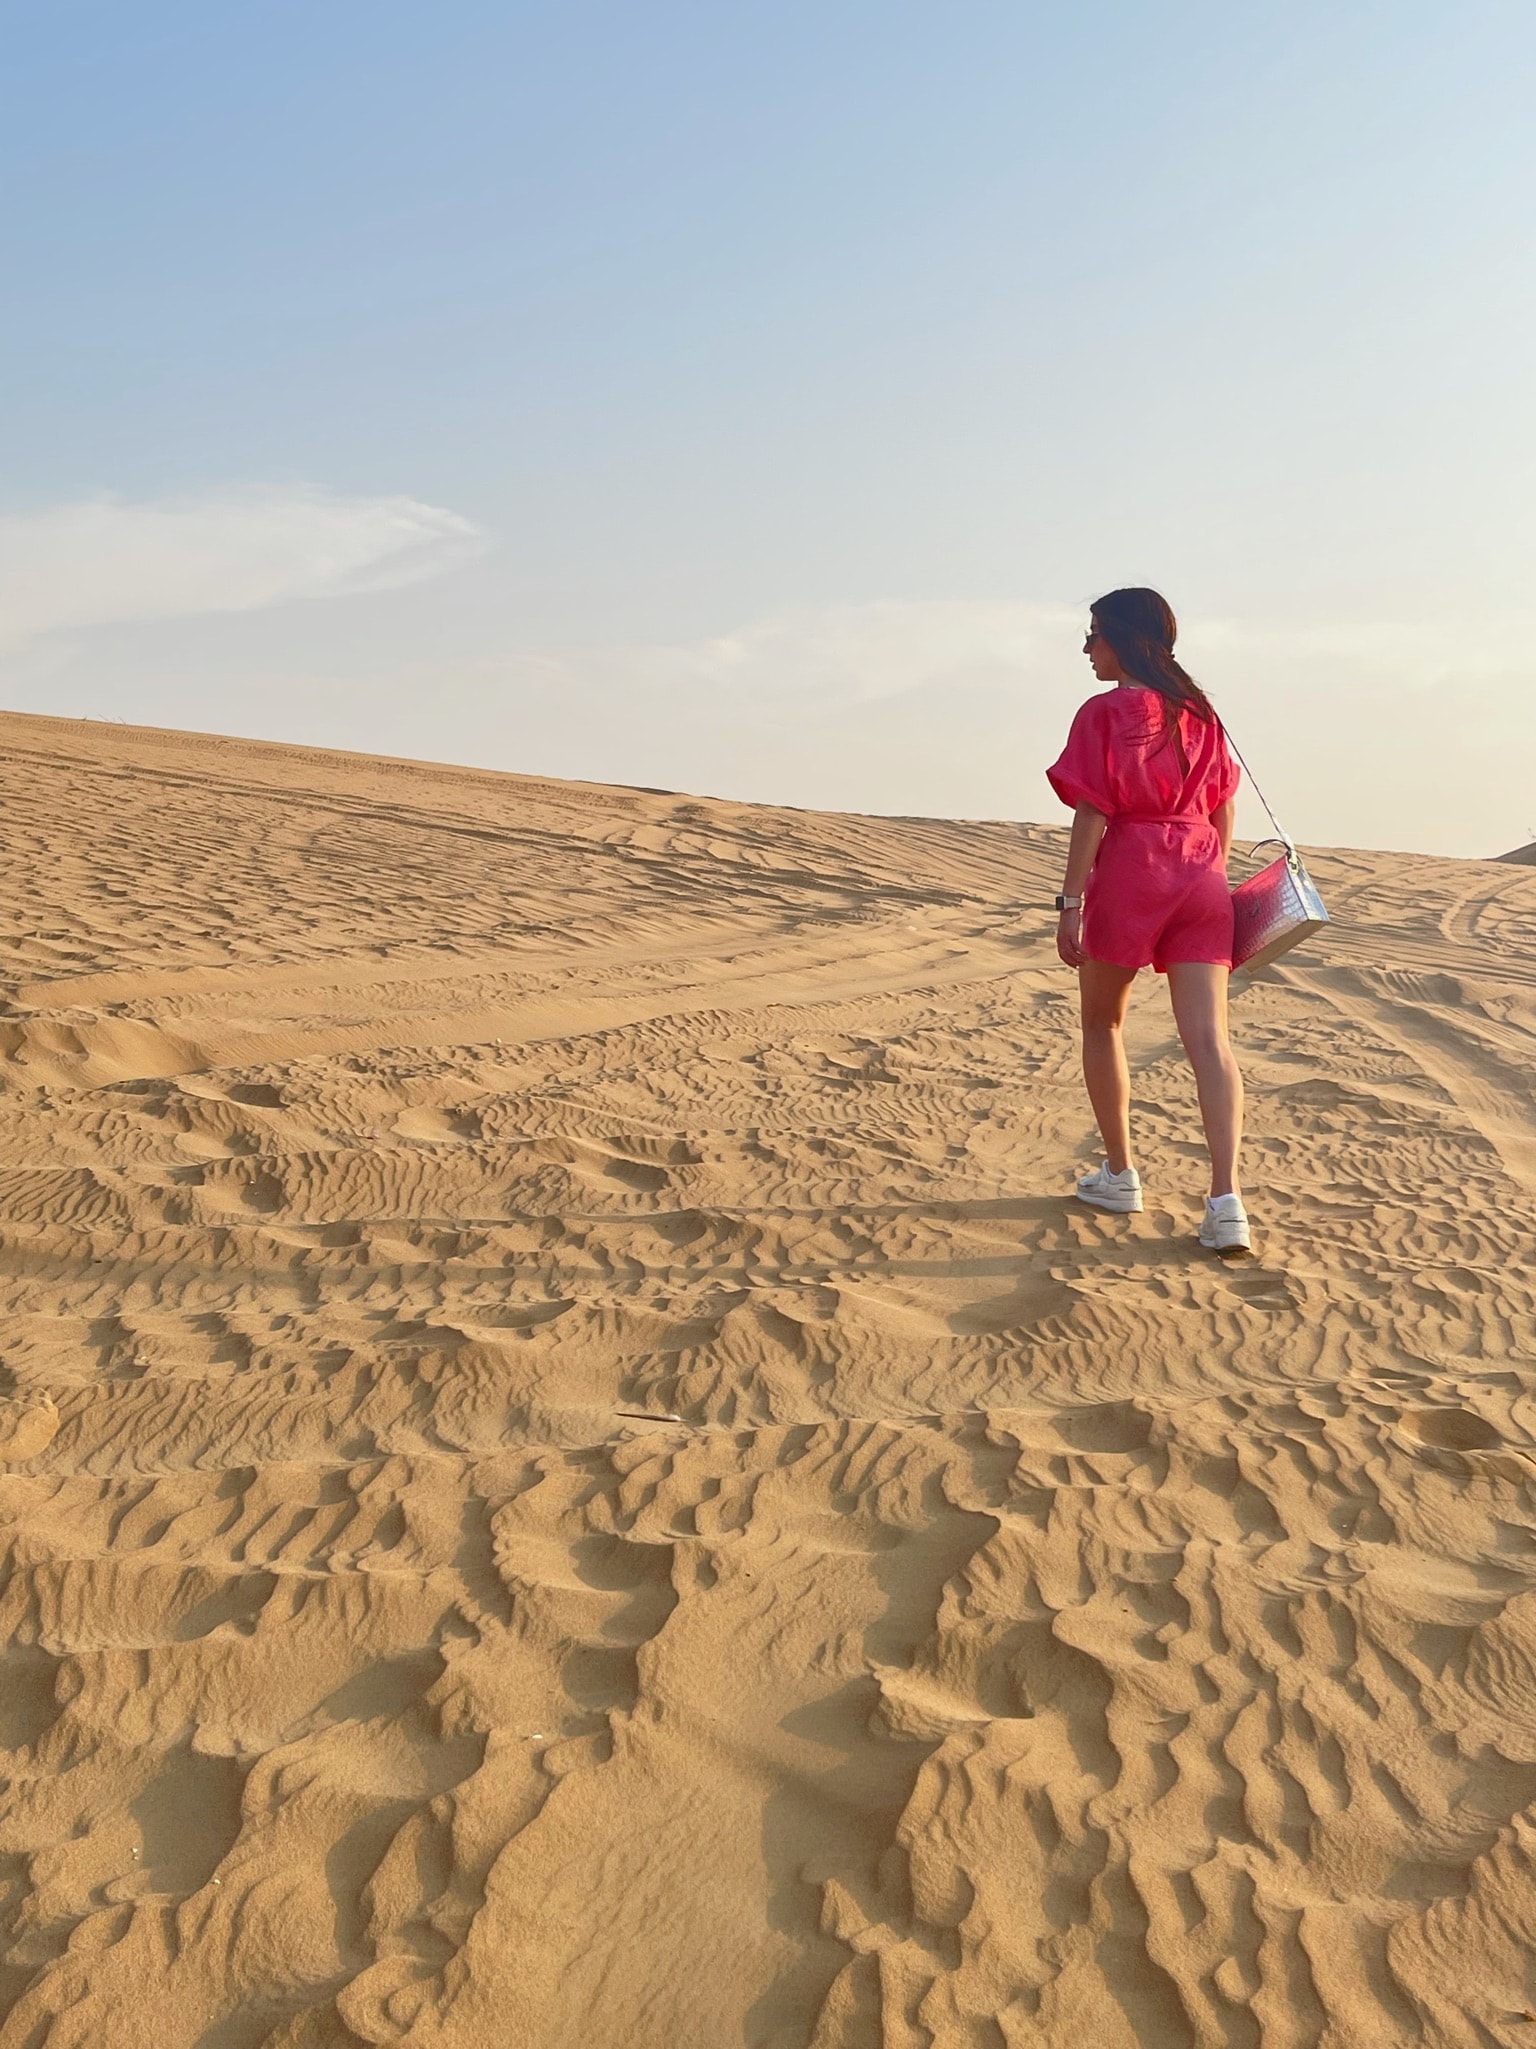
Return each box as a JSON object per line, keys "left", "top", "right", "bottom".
{"left": 3, "top": 1, "right": 1532, "bottom": 853}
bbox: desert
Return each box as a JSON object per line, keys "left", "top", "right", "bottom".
{"left": 1, "top": 709, "right": 1534, "bottom": 2047}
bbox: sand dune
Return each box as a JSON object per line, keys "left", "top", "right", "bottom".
{"left": 1, "top": 710, "right": 1534, "bottom": 2047}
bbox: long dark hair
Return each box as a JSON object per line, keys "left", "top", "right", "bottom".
{"left": 1090, "top": 587, "right": 1216, "bottom": 732}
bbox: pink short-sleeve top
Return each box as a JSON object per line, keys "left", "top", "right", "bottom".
{"left": 1047, "top": 686, "right": 1239, "bottom": 824}
{"left": 1047, "top": 687, "right": 1242, "bottom": 971}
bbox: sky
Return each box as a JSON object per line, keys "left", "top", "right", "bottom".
{"left": 3, "top": 0, "right": 1533, "bottom": 856}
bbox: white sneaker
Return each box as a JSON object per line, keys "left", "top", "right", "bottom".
{"left": 1076, "top": 1162, "right": 1143, "bottom": 1213}
{"left": 1199, "top": 1193, "right": 1252, "bottom": 1258}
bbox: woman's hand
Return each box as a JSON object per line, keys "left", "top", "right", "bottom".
{"left": 1057, "top": 907, "right": 1086, "bottom": 968}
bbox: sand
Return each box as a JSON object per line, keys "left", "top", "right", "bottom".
{"left": 0, "top": 709, "right": 1533, "bottom": 2049}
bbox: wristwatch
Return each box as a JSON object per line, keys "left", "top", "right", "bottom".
{"left": 1054, "top": 894, "right": 1083, "bottom": 912}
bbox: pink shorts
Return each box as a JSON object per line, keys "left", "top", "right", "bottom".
{"left": 1083, "top": 820, "right": 1234, "bottom": 972}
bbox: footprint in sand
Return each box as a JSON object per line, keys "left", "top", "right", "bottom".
{"left": 0, "top": 1394, "right": 59, "bottom": 1463}
{"left": 1050, "top": 1400, "right": 1155, "bottom": 1454}
{"left": 1402, "top": 1406, "right": 1503, "bottom": 1453}
{"left": 393, "top": 1104, "right": 484, "bottom": 1143}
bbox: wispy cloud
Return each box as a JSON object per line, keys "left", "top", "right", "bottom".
{"left": 563, "top": 600, "right": 1087, "bottom": 715}
{"left": 0, "top": 487, "right": 483, "bottom": 648}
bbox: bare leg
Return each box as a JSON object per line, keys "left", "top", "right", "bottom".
{"left": 1166, "top": 962, "right": 1244, "bottom": 1198}
{"left": 1078, "top": 960, "right": 1139, "bottom": 1172}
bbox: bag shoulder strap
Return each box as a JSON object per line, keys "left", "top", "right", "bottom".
{"left": 1217, "top": 718, "right": 1292, "bottom": 848}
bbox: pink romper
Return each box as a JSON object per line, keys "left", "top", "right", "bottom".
{"left": 1047, "top": 686, "right": 1240, "bottom": 972}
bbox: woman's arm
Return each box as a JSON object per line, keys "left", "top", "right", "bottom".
{"left": 1211, "top": 798, "right": 1235, "bottom": 863}
{"left": 1057, "top": 803, "right": 1108, "bottom": 967}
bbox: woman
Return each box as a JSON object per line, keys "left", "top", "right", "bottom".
{"left": 1047, "top": 587, "right": 1250, "bottom": 1257}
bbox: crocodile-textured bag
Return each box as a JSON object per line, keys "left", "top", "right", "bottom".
{"left": 1225, "top": 736, "right": 1329, "bottom": 974}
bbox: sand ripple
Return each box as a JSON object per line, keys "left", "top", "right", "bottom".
{"left": 0, "top": 716, "right": 1534, "bottom": 2045}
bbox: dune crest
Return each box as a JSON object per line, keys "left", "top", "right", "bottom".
{"left": 0, "top": 712, "right": 1534, "bottom": 2047}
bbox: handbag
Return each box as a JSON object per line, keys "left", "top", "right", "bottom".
{"left": 1223, "top": 732, "right": 1329, "bottom": 974}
